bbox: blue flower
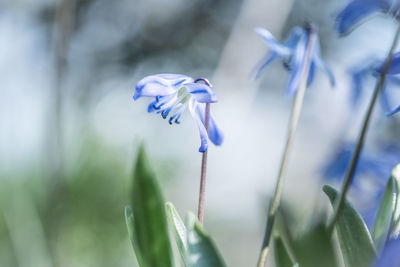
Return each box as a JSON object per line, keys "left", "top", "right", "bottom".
{"left": 134, "top": 74, "right": 224, "bottom": 152}
{"left": 349, "top": 56, "right": 400, "bottom": 115}
{"left": 375, "top": 238, "right": 400, "bottom": 267}
{"left": 321, "top": 142, "right": 391, "bottom": 186}
{"left": 322, "top": 143, "right": 400, "bottom": 228}
{"left": 254, "top": 25, "right": 335, "bottom": 97}
{"left": 336, "top": 0, "right": 400, "bottom": 36}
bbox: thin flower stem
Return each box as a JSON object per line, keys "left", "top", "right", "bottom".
{"left": 328, "top": 22, "right": 400, "bottom": 232}
{"left": 198, "top": 103, "right": 211, "bottom": 225}
{"left": 256, "top": 26, "right": 317, "bottom": 267}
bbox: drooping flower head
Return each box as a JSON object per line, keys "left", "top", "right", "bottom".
{"left": 254, "top": 24, "right": 335, "bottom": 97}
{"left": 134, "top": 74, "right": 224, "bottom": 152}
{"left": 349, "top": 54, "right": 400, "bottom": 115}
{"left": 336, "top": 0, "right": 400, "bottom": 36}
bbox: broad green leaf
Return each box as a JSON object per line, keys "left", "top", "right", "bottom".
{"left": 274, "top": 235, "right": 293, "bottom": 267}
{"left": 125, "top": 205, "right": 145, "bottom": 266}
{"left": 372, "top": 176, "right": 398, "bottom": 252}
{"left": 165, "top": 202, "right": 189, "bottom": 266}
{"left": 323, "top": 185, "right": 376, "bottom": 267}
{"left": 186, "top": 213, "right": 226, "bottom": 267}
{"left": 292, "top": 223, "right": 337, "bottom": 267}
{"left": 130, "top": 145, "right": 173, "bottom": 267}
{"left": 390, "top": 164, "right": 400, "bottom": 239}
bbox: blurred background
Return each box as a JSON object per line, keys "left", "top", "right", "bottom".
{"left": 2, "top": 0, "right": 400, "bottom": 266}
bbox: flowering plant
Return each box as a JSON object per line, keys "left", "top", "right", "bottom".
{"left": 123, "top": 1, "right": 400, "bottom": 267}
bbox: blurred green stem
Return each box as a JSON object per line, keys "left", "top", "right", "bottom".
{"left": 256, "top": 25, "right": 317, "bottom": 267}
{"left": 328, "top": 22, "right": 400, "bottom": 232}
{"left": 197, "top": 103, "right": 211, "bottom": 225}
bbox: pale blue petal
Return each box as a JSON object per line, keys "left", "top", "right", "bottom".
{"left": 282, "top": 27, "right": 304, "bottom": 50}
{"left": 335, "top": 0, "right": 381, "bottom": 36}
{"left": 285, "top": 33, "right": 308, "bottom": 97}
{"left": 254, "top": 27, "right": 291, "bottom": 56}
{"left": 134, "top": 74, "right": 192, "bottom": 100}
{"left": 386, "top": 104, "right": 400, "bottom": 116}
{"left": 208, "top": 116, "right": 224, "bottom": 146}
{"left": 383, "top": 52, "right": 400, "bottom": 74}
{"left": 307, "top": 62, "right": 316, "bottom": 86}
{"left": 184, "top": 83, "right": 218, "bottom": 103}
{"left": 380, "top": 84, "right": 391, "bottom": 111}
{"left": 196, "top": 103, "right": 224, "bottom": 146}
{"left": 188, "top": 99, "right": 209, "bottom": 152}
{"left": 350, "top": 67, "right": 369, "bottom": 107}
{"left": 387, "top": 74, "right": 400, "bottom": 85}
{"left": 313, "top": 37, "right": 336, "bottom": 86}
{"left": 254, "top": 52, "right": 278, "bottom": 79}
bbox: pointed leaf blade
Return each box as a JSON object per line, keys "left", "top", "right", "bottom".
{"left": 390, "top": 164, "right": 400, "bottom": 239}
{"left": 186, "top": 213, "right": 226, "bottom": 267}
{"left": 323, "top": 185, "right": 376, "bottom": 267}
{"left": 130, "top": 146, "right": 174, "bottom": 267}
{"left": 165, "top": 202, "right": 189, "bottom": 266}
{"left": 274, "top": 235, "right": 294, "bottom": 267}
{"left": 372, "top": 176, "right": 398, "bottom": 252}
{"left": 125, "top": 205, "right": 145, "bottom": 266}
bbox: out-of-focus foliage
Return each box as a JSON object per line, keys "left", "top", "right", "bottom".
{"left": 0, "top": 137, "right": 133, "bottom": 267}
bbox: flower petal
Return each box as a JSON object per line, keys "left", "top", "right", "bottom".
{"left": 282, "top": 27, "right": 304, "bottom": 50}
{"left": 380, "top": 52, "right": 400, "bottom": 74}
{"left": 184, "top": 83, "right": 218, "bottom": 103}
{"left": 188, "top": 98, "right": 209, "bottom": 152}
{"left": 380, "top": 84, "right": 392, "bottom": 111}
{"left": 335, "top": 0, "right": 381, "bottom": 36}
{"left": 134, "top": 74, "right": 192, "bottom": 100}
{"left": 196, "top": 103, "right": 224, "bottom": 146}
{"left": 307, "top": 61, "right": 316, "bottom": 86}
{"left": 313, "top": 37, "right": 336, "bottom": 86}
{"left": 254, "top": 52, "right": 278, "bottom": 79}
{"left": 254, "top": 27, "right": 291, "bottom": 56}
{"left": 350, "top": 67, "right": 369, "bottom": 107}
{"left": 386, "top": 104, "right": 400, "bottom": 116}
{"left": 285, "top": 32, "right": 308, "bottom": 97}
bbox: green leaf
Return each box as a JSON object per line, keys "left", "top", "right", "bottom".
{"left": 274, "top": 235, "right": 294, "bottom": 267}
{"left": 125, "top": 205, "right": 145, "bottom": 266}
{"left": 372, "top": 175, "right": 398, "bottom": 252}
{"left": 186, "top": 213, "right": 226, "bottom": 267}
{"left": 323, "top": 185, "right": 376, "bottom": 267}
{"left": 165, "top": 202, "right": 189, "bottom": 266}
{"left": 390, "top": 164, "right": 400, "bottom": 239}
{"left": 292, "top": 223, "right": 337, "bottom": 267}
{"left": 129, "top": 145, "right": 174, "bottom": 267}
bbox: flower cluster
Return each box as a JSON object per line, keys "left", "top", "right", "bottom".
{"left": 134, "top": 74, "right": 224, "bottom": 152}
{"left": 254, "top": 25, "right": 335, "bottom": 97}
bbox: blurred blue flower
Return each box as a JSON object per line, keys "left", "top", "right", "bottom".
{"left": 254, "top": 25, "right": 335, "bottom": 97}
{"left": 348, "top": 55, "right": 400, "bottom": 115}
{"left": 375, "top": 238, "right": 400, "bottom": 267}
{"left": 349, "top": 60, "right": 396, "bottom": 111}
{"left": 336, "top": 0, "right": 400, "bottom": 36}
{"left": 387, "top": 104, "right": 400, "bottom": 115}
{"left": 134, "top": 74, "right": 224, "bottom": 152}
{"left": 322, "top": 142, "right": 399, "bottom": 185}
{"left": 322, "top": 143, "right": 400, "bottom": 228}
{"left": 322, "top": 143, "right": 390, "bottom": 185}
